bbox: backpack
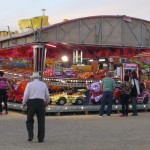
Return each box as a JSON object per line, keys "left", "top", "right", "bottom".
{"left": 0, "top": 78, "right": 6, "bottom": 89}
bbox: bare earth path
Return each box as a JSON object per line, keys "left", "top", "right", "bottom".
{"left": 0, "top": 112, "right": 150, "bottom": 150}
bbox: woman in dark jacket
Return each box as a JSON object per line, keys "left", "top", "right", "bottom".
{"left": 120, "top": 75, "right": 131, "bottom": 117}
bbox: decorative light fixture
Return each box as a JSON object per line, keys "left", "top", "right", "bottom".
{"left": 99, "top": 59, "right": 106, "bottom": 62}
{"left": 45, "top": 43, "right": 56, "bottom": 48}
{"left": 61, "top": 55, "right": 68, "bottom": 62}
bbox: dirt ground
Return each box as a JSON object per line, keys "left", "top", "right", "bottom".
{"left": 0, "top": 111, "right": 150, "bottom": 150}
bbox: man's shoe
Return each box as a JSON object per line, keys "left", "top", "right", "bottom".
{"left": 28, "top": 138, "right": 33, "bottom": 142}
{"left": 120, "top": 114, "right": 126, "bottom": 117}
{"left": 131, "top": 114, "right": 138, "bottom": 116}
{"left": 38, "top": 139, "right": 44, "bottom": 143}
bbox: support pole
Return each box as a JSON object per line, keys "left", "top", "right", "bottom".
{"left": 32, "top": 44, "right": 47, "bottom": 80}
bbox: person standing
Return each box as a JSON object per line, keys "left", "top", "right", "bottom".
{"left": 120, "top": 75, "right": 131, "bottom": 117}
{"left": 130, "top": 71, "right": 140, "bottom": 116}
{"left": 0, "top": 71, "right": 12, "bottom": 115}
{"left": 99, "top": 72, "right": 116, "bottom": 117}
{"left": 22, "top": 72, "right": 50, "bottom": 143}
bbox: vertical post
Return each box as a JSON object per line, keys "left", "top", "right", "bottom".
{"left": 80, "top": 51, "right": 83, "bottom": 63}
{"left": 73, "top": 51, "right": 75, "bottom": 63}
{"left": 32, "top": 44, "right": 47, "bottom": 80}
{"left": 76, "top": 50, "right": 78, "bottom": 63}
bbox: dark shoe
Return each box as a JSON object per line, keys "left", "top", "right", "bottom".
{"left": 120, "top": 114, "right": 126, "bottom": 117}
{"left": 131, "top": 114, "right": 138, "bottom": 116}
{"left": 38, "top": 139, "right": 44, "bottom": 143}
{"left": 5, "top": 111, "right": 8, "bottom": 115}
{"left": 28, "top": 138, "right": 33, "bottom": 142}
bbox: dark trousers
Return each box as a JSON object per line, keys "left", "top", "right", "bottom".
{"left": 0, "top": 89, "right": 8, "bottom": 113}
{"left": 99, "top": 91, "right": 113, "bottom": 116}
{"left": 121, "top": 94, "right": 130, "bottom": 116}
{"left": 130, "top": 96, "right": 138, "bottom": 115}
{"left": 26, "top": 99, "right": 45, "bottom": 141}
{"left": 84, "top": 90, "right": 90, "bottom": 105}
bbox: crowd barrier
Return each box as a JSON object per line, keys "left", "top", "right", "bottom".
{"left": 7, "top": 102, "right": 150, "bottom": 116}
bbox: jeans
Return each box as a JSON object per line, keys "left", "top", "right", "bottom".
{"left": 84, "top": 90, "right": 90, "bottom": 105}
{"left": 99, "top": 91, "right": 113, "bottom": 116}
{"left": 0, "top": 89, "right": 8, "bottom": 113}
{"left": 130, "top": 96, "right": 138, "bottom": 115}
{"left": 121, "top": 94, "right": 130, "bottom": 116}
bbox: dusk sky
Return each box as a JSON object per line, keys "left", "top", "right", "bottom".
{"left": 0, "top": 0, "right": 150, "bottom": 31}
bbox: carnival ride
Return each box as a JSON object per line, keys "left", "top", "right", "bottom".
{"left": 50, "top": 91, "right": 85, "bottom": 105}
{"left": 7, "top": 79, "right": 28, "bottom": 103}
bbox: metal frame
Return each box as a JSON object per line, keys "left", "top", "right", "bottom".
{"left": 7, "top": 102, "right": 150, "bottom": 116}
{"left": 0, "top": 15, "right": 150, "bottom": 49}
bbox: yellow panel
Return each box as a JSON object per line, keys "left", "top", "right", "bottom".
{"left": 18, "top": 16, "right": 49, "bottom": 30}
{"left": 72, "top": 65, "right": 92, "bottom": 72}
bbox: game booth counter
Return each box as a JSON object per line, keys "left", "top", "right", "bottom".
{"left": 0, "top": 44, "right": 150, "bottom": 115}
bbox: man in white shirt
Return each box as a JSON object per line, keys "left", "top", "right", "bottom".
{"left": 22, "top": 72, "right": 50, "bottom": 143}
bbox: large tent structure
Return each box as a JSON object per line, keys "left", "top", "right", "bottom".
{"left": 0, "top": 15, "right": 150, "bottom": 59}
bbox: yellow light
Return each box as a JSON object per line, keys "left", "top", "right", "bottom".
{"left": 61, "top": 55, "right": 68, "bottom": 62}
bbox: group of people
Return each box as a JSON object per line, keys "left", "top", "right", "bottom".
{"left": 0, "top": 69, "right": 142, "bottom": 143}
{"left": 120, "top": 71, "right": 140, "bottom": 116}
{"left": 99, "top": 71, "right": 140, "bottom": 117}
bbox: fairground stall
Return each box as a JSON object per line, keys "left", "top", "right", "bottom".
{"left": 0, "top": 15, "right": 150, "bottom": 114}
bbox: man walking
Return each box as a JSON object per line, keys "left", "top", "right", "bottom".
{"left": 99, "top": 72, "right": 115, "bottom": 117}
{"left": 22, "top": 72, "right": 50, "bottom": 143}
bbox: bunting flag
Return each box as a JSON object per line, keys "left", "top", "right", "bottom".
{"left": 63, "top": 19, "right": 69, "bottom": 22}
{"left": 18, "top": 16, "right": 49, "bottom": 30}
{"left": 0, "top": 31, "right": 18, "bottom": 37}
